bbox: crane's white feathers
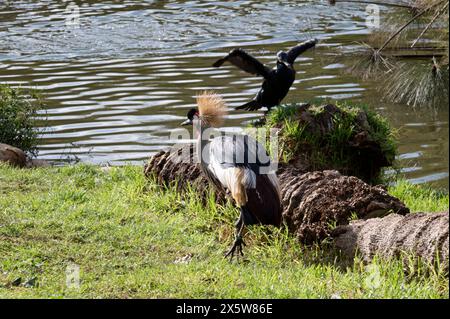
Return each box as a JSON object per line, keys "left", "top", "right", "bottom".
{"left": 208, "top": 165, "right": 255, "bottom": 206}
{"left": 208, "top": 135, "right": 272, "bottom": 172}
{"left": 206, "top": 134, "right": 279, "bottom": 206}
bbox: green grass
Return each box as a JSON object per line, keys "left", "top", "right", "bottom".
{"left": 388, "top": 180, "right": 449, "bottom": 212}
{"left": 0, "top": 164, "right": 448, "bottom": 299}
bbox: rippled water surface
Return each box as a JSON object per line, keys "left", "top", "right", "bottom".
{"left": 0, "top": 0, "right": 448, "bottom": 189}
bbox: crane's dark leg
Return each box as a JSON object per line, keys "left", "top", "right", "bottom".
{"left": 225, "top": 207, "right": 246, "bottom": 261}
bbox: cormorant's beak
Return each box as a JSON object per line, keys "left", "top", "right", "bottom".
{"left": 180, "top": 119, "right": 193, "bottom": 126}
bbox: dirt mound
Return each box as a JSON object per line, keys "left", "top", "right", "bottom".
{"left": 279, "top": 170, "right": 409, "bottom": 244}
{"left": 145, "top": 148, "right": 409, "bottom": 244}
{"left": 333, "top": 212, "right": 449, "bottom": 272}
{"left": 268, "top": 103, "right": 396, "bottom": 183}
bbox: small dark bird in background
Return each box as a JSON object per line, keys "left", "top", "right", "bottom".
{"left": 181, "top": 92, "right": 282, "bottom": 260}
{"left": 212, "top": 39, "right": 318, "bottom": 112}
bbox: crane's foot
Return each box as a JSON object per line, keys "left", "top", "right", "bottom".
{"left": 224, "top": 236, "right": 246, "bottom": 261}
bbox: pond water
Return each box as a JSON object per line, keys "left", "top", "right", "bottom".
{"left": 0, "top": 0, "right": 448, "bottom": 189}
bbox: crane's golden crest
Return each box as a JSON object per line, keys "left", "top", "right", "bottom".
{"left": 196, "top": 91, "right": 228, "bottom": 127}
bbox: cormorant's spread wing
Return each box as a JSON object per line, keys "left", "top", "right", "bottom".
{"left": 286, "top": 39, "right": 318, "bottom": 65}
{"left": 213, "top": 49, "right": 271, "bottom": 78}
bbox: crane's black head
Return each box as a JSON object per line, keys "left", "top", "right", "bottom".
{"left": 180, "top": 108, "right": 199, "bottom": 126}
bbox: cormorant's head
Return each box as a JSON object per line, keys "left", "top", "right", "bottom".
{"left": 276, "top": 51, "right": 288, "bottom": 63}
{"left": 181, "top": 108, "right": 199, "bottom": 126}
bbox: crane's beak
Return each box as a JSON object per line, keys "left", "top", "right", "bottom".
{"left": 180, "top": 119, "right": 193, "bottom": 126}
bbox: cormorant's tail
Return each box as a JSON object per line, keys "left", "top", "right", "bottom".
{"left": 235, "top": 100, "right": 262, "bottom": 111}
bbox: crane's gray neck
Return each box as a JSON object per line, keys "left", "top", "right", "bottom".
{"left": 195, "top": 124, "right": 212, "bottom": 167}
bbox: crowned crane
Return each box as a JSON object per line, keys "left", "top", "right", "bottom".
{"left": 212, "top": 39, "right": 318, "bottom": 112}
{"left": 181, "top": 92, "right": 282, "bottom": 260}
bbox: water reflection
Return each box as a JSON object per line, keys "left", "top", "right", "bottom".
{"left": 0, "top": 0, "right": 448, "bottom": 188}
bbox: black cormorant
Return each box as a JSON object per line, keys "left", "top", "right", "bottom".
{"left": 212, "top": 39, "right": 318, "bottom": 112}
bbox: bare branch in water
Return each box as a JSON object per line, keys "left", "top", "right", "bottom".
{"left": 347, "top": 43, "right": 396, "bottom": 80}
{"left": 411, "top": 1, "right": 449, "bottom": 47}
{"left": 328, "top": 0, "right": 416, "bottom": 9}
{"left": 378, "top": 0, "right": 446, "bottom": 53}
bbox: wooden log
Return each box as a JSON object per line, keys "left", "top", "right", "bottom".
{"left": 0, "top": 143, "right": 27, "bottom": 167}
{"left": 333, "top": 212, "right": 449, "bottom": 271}
{"left": 0, "top": 143, "right": 51, "bottom": 168}
{"left": 278, "top": 167, "right": 409, "bottom": 244}
{"left": 144, "top": 145, "right": 410, "bottom": 243}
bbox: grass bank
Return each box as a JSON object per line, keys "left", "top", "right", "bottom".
{"left": 0, "top": 164, "right": 448, "bottom": 298}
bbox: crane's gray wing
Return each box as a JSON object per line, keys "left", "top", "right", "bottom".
{"left": 207, "top": 135, "right": 279, "bottom": 192}
{"left": 208, "top": 135, "right": 272, "bottom": 172}
{"left": 212, "top": 49, "right": 271, "bottom": 79}
{"left": 286, "top": 39, "right": 318, "bottom": 65}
